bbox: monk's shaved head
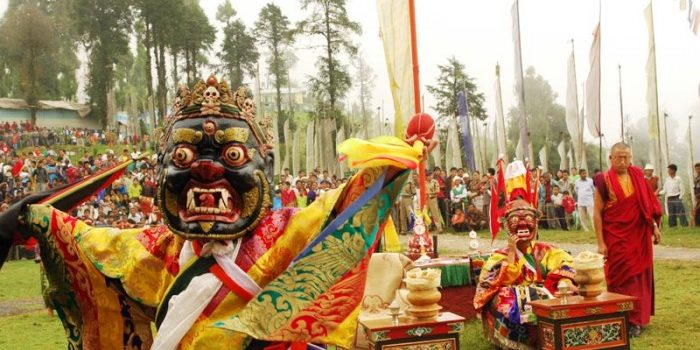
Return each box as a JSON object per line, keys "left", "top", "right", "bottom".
{"left": 610, "top": 142, "right": 631, "bottom": 153}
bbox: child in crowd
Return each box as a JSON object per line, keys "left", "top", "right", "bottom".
{"left": 562, "top": 190, "right": 576, "bottom": 229}
{"left": 451, "top": 208, "right": 468, "bottom": 232}
{"left": 550, "top": 185, "right": 568, "bottom": 230}
{"left": 272, "top": 189, "right": 282, "bottom": 210}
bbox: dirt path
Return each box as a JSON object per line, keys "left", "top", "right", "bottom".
{"left": 0, "top": 297, "right": 43, "bottom": 317}
{"left": 399, "top": 234, "right": 700, "bottom": 261}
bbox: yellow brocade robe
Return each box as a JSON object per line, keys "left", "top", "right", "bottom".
{"left": 27, "top": 137, "right": 421, "bottom": 349}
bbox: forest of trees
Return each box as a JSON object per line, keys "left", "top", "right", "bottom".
{"left": 0, "top": 0, "right": 621, "bottom": 174}
{"left": 0, "top": 0, "right": 364, "bottom": 136}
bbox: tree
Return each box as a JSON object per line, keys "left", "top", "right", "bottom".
{"left": 0, "top": 0, "right": 59, "bottom": 125}
{"left": 426, "top": 57, "right": 486, "bottom": 120}
{"left": 72, "top": 0, "right": 132, "bottom": 129}
{"left": 135, "top": 0, "right": 191, "bottom": 127}
{"left": 217, "top": 1, "right": 258, "bottom": 89}
{"left": 175, "top": 0, "right": 215, "bottom": 86}
{"left": 298, "top": 0, "right": 361, "bottom": 119}
{"left": 255, "top": 3, "right": 295, "bottom": 131}
{"left": 506, "top": 66, "right": 567, "bottom": 170}
{"left": 353, "top": 53, "right": 375, "bottom": 139}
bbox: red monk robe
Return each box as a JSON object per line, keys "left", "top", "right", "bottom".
{"left": 594, "top": 166, "right": 661, "bottom": 327}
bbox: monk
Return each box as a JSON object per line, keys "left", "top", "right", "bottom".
{"left": 593, "top": 142, "right": 662, "bottom": 337}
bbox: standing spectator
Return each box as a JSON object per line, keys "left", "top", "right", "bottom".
{"left": 281, "top": 168, "right": 294, "bottom": 185}
{"left": 398, "top": 176, "right": 416, "bottom": 234}
{"left": 426, "top": 172, "right": 443, "bottom": 232}
{"left": 559, "top": 170, "right": 573, "bottom": 195}
{"left": 569, "top": 167, "right": 580, "bottom": 185}
{"left": 128, "top": 179, "right": 142, "bottom": 200}
{"left": 307, "top": 181, "right": 318, "bottom": 205}
{"left": 661, "top": 164, "right": 688, "bottom": 227}
{"left": 643, "top": 164, "right": 660, "bottom": 196}
{"left": 539, "top": 173, "right": 559, "bottom": 229}
{"left": 294, "top": 181, "right": 308, "bottom": 208}
{"left": 280, "top": 181, "right": 296, "bottom": 207}
{"left": 34, "top": 160, "right": 49, "bottom": 192}
{"left": 575, "top": 169, "right": 595, "bottom": 231}
{"left": 435, "top": 168, "right": 448, "bottom": 224}
{"left": 562, "top": 190, "right": 576, "bottom": 228}
{"left": 550, "top": 185, "right": 568, "bottom": 230}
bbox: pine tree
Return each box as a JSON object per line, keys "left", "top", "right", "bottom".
{"left": 426, "top": 57, "right": 486, "bottom": 120}
{"left": 217, "top": 1, "right": 259, "bottom": 89}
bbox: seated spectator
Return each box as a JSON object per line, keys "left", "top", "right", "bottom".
{"left": 550, "top": 185, "right": 568, "bottom": 230}
{"left": 465, "top": 203, "right": 487, "bottom": 230}
{"left": 451, "top": 208, "right": 468, "bottom": 232}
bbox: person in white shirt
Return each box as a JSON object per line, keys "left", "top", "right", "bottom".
{"left": 574, "top": 169, "right": 595, "bottom": 231}
{"left": 662, "top": 164, "right": 688, "bottom": 227}
{"left": 550, "top": 185, "right": 568, "bottom": 230}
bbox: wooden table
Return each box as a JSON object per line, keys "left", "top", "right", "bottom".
{"left": 528, "top": 292, "right": 636, "bottom": 350}
{"left": 360, "top": 312, "right": 465, "bottom": 350}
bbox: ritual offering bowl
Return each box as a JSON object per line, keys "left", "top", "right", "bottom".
{"left": 404, "top": 268, "right": 442, "bottom": 319}
{"left": 572, "top": 251, "right": 606, "bottom": 299}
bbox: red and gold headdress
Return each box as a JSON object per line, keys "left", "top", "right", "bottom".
{"left": 160, "top": 75, "right": 274, "bottom": 153}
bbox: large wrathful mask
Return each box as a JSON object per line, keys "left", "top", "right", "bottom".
{"left": 504, "top": 199, "right": 538, "bottom": 242}
{"left": 157, "top": 76, "right": 275, "bottom": 240}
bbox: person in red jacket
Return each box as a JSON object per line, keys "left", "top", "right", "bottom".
{"left": 562, "top": 190, "right": 576, "bottom": 229}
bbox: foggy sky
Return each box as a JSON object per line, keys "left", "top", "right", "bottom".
{"left": 1, "top": 0, "right": 698, "bottom": 148}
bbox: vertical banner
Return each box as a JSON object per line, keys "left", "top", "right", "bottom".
{"left": 305, "top": 122, "right": 315, "bottom": 173}
{"left": 645, "top": 3, "right": 663, "bottom": 175}
{"left": 457, "top": 91, "right": 476, "bottom": 171}
{"left": 585, "top": 24, "right": 601, "bottom": 139}
{"left": 557, "top": 140, "right": 568, "bottom": 171}
{"left": 512, "top": 0, "right": 530, "bottom": 161}
{"left": 494, "top": 64, "right": 508, "bottom": 160}
{"left": 566, "top": 46, "right": 581, "bottom": 166}
{"left": 292, "top": 129, "right": 300, "bottom": 176}
{"left": 448, "top": 117, "right": 463, "bottom": 170}
{"left": 282, "top": 119, "right": 290, "bottom": 171}
{"left": 376, "top": 0, "right": 415, "bottom": 136}
{"left": 539, "top": 146, "right": 548, "bottom": 173}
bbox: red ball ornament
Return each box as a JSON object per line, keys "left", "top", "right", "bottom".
{"left": 405, "top": 112, "right": 435, "bottom": 140}
{"left": 207, "top": 76, "right": 217, "bottom": 86}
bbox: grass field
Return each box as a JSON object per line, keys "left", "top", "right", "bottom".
{"left": 453, "top": 226, "right": 700, "bottom": 249}
{"left": 2, "top": 259, "right": 699, "bottom": 349}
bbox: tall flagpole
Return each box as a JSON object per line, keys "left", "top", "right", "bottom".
{"left": 408, "top": 0, "right": 427, "bottom": 210}
{"left": 618, "top": 64, "right": 624, "bottom": 141}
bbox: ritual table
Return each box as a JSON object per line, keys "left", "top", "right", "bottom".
{"left": 413, "top": 257, "right": 477, "bottom": 320}
{"left": 360, "top": 312, "right": 465, "bottom": 350}
{"left": 528, "top": 292, "right": 636, "bottom": 350}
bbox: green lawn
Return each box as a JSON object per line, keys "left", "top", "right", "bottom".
{"left": 2, "top": 259, "right": 699, "bottom": 349}
{"left": 459, "top": 260, "right": 700, "bottom": 349}
{"left": 450, "top": 226, "right": 700, "bottom": 249}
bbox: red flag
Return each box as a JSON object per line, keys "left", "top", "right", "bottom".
{"left": 490, "top": 159, "right": 507, "bottom": 241}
